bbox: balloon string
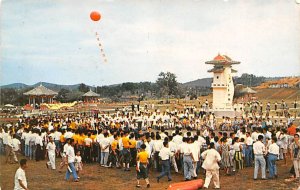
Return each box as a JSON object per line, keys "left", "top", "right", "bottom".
{"left": 95, "top": 32, "right": 108, "bottom": 63}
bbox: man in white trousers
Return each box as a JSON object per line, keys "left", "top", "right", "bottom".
{"left": 201, "top": 142, "right": 221, "bottom": 189}
{"left": 46, "top": 136, "right": 56, "bottom": 170}
{"left": 168, "top": 136, "right": 178, "bottom": 173}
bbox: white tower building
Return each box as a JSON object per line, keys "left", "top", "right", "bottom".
{"left": 205, "top": 54, "right": 240, "bottom": 116}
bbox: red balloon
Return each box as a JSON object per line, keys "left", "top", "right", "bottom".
{"left": 90, "top": 11, "right": 101, "bottom": 21}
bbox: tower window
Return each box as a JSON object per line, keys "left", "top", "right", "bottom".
{"left": 228, "top": 98, "right": 231, "bottom": 101}
{"left": 216, "top": 76, "right": 219, "bottom": 79}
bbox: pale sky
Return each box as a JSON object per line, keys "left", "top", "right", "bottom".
{"left": 1, "top": 0, "right": 300, "bottom": 86}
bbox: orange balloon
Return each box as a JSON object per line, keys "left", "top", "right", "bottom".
{"left": 90, "top": 11, "right": 101, "bottom": 21}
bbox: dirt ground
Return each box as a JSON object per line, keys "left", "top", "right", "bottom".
{"left": 0, "top": 155, "right": 299, "bottom": 190}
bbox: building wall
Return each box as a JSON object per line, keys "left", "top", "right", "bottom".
{"left": 212, "top": 66, "right": 234, "bottom": 110}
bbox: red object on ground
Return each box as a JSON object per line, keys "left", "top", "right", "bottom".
{"left": 167, "top": 179, "right": 204, "bottom": 190}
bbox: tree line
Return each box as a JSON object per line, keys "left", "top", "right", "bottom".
{"left": 0, "top": 72, "right": 267, "bottom": 105}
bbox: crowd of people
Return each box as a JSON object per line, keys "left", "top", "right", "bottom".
{"left": 0, "top": 101, "right": 299, "bottom": 189}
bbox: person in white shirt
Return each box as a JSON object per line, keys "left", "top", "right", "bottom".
{"left": 201, "top": 142, "right": 221, "bottom": 189}
{"left": 96, "top": 129, "right": 105, "bottom": 163}
{"left": 267, "top": 136, "right": 279, "bottom": 179}
{"left": 14, "top": 159, "right": 28, "bottom": 190}
{"left": 182, "top": 137, "right": 195, "bottom": 181}
{"left": 153, "top": 135, "right": 163, "bottom": 172}
{"left": 5, "top": 132, "right": 14, "bottom": 164}
{"left": 159, "top": 128, "right": 167, "bottom": 140}
{"left": 35, "top": 132, "right": 44, "bottom": 161}
{"left": 279, "top": 128, "right": 288, "bottom": 166}
{"left": 203, "top": 128, "right": 209, "bottom": 138}
{"left": 84, "top": 133, "right": 93, "bottom": 163}
{"left": 100, "top": 133, "right": 110, "bottom": 167}
{"left": 191, "top": 137, "right": 200, "bottom": 178}
{"left": 290, "top": 134, "right": 300, "bottom": 180}
{"left": 245, "top": 132, "right": 253, "bottom": 167}
{"left": 168, "top": 136, "right": 178, "bottom": 173}
{"left": 173, "top": 130, "right": 183, "bottom": 145}
{"left": 59, "top": 138, "right": 70, "bottom": 172}
{"left": 233, "top": 137, "right": 243, "bottom": 171}
{"left": 46, "top": 136, "right": 56, "bottom": 170}
{"left": 74, "top": 151, "right": 83, "bottom": 177}
{"left": 24, "top": 130, "right": 31, "bottom": 158}
{"left": 3, "top": 128, "right": 10, "bottom": 156}
{"left": 251, "top": 127, "right": 258, "bottom": 142}
{"left": 28, "top": 130, "right": 37, "bottom": 160}
{"left": 253, "top": 135, "right": 266, "bottom": 180}
{"left": 53, "top": 128, "right": 62, "bottom": 157}
{"left": 157, "top": 141, "right": 173, "bottom": 182}
{"left": 11, "top": 134, "right": 21, "bottom": 163}
{"left": 146, "top": 136, "right": 154, "bottom": 162}
{"left": 65, "top": 139, "right": 79, "bottom": 182}
{"left": 266, "top": 118, "right": 273, "bottom": 128}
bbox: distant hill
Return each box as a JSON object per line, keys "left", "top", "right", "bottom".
{"left": 256, "top": 77, "right": 300, "bottom": 89}
{"left": 182, "top": 75, "right": 287, "bottom": 88}
{"left": 182, "top": 78, "right": 212, "bottom": 88}
{"left": 31, "top": 82, "right": 91, "bottom": 91}
{"left": 255, "top": 88, "right": 300, "bottom": 100}
{"left": 0, "top": 82, "right": 92, "bottom": 91}
{"left": 0, "top": 83, "right": 29, "bottom": 89}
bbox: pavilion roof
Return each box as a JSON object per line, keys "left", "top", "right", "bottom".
{"left": 240, "top": 87, "right": 257, "bottom": 94}
{"left": 82, "top": 89, "right": 100, "bottom": 97}
{"left": 23, "top": 85, "right": 58, "bottom": 96}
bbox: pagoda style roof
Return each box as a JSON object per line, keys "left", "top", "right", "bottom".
{"left": 205, "top": 54, "right": 240, "bottom": 65}
{"left": 240, "top": 87, "right": 257, "bottom": 94}
{"left": 24, "top": 85, "right": 58, "bottom": 96}
{"left": 208, "top": 66, "right": 237, "bottom": 73}
{"left": 82, "top": 89, "right": 100, "bottom": 97}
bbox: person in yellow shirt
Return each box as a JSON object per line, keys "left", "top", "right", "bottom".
{"left": 108, "top": 135, "right": 119, "bottom": 168}
{"left": 129, "top": 133, "right": 137, "bottom": 167}
{"left": 77, "top": 132, "right": 85, "bottom": 159}
{"left": 122, "top": 131, "right": 131, "bottom": 171}
{"left": 72, "top": 131, "right": 79, "bottom": 145}
{"left": 136, "top": 144, "right": 150, "bottom": 188}
{"left": 115, "top": 122, "right": 121, "bottom": 129}
{"left": 91, "top": 131, "right": 98, "bottom": 162}
{"left": 43, "top": 122, "right": 49, "bottom": 129}
{"left": 60, "top": 131, "right": 65, "bottom": 145}
{"left": 70, "top": 121, "right": 76, "bottom": 130}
